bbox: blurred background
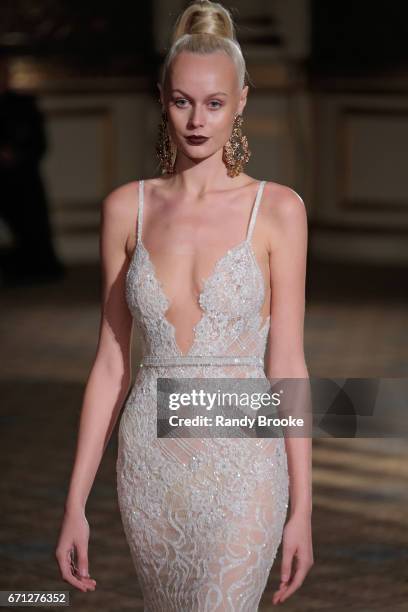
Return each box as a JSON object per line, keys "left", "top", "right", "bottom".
{"left": 0, "top": 1, "right": 407, "bottom": 610}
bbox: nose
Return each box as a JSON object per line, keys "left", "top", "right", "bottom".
{"left": 188, "top": 104, "right": 205, "bottom": 129}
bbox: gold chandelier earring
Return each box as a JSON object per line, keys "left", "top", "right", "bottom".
{"left": 222, "top": 113, "right": 251, "bottom": 178}
{"left": 156, "top": 109, "right": 177, "bottom": 175}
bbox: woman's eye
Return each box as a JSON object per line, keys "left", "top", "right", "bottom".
{"left": 174, "top": 99, "right": 222, "bottom": 109}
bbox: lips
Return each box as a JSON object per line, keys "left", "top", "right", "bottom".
{"left": 185, "top": 135, "right": 209, "bottom": 145}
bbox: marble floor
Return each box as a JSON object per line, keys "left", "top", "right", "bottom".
{"left": 0, "top": 258, "right": 407, "bottom": 611}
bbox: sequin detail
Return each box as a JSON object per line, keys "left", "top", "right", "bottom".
{"left": 141, "top": 354, "right": 264, "bottom": 367}
{"left": 116, "top": 179, "right": 290, "bottom": 611}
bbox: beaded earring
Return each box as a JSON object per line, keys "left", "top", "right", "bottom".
{"left": 222, "top": 113, "right": 251, "bottom": 177}
{"left": 155, "top": 110, "right": 177, "bottom": 175}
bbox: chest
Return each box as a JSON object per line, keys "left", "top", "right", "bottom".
{"left": 126, "top": 239, "right": 266, "bottom": 322}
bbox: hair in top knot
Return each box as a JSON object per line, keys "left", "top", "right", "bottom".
{"left": 172, "top": 0, "right": 235, "bottom": 42}
{"left": 160, "top": 1, "right": 248, "bottom": 92}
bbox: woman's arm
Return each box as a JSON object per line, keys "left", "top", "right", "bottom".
{"left": 56, "top": 182, "right": 138, "bottom": 590}
{"left": 263, "top": 185, "right": 313, "bottom": 605}
{"left": 64, "top": 184, "right": 136, "bottom": 512}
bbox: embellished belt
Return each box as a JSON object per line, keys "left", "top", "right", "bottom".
{"left": 139, "top": 354, "right": 264, "bottom": 368}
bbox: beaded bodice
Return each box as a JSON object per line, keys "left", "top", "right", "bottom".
{"left": 117, "top": 179, "right": 290, "bottom": 611}
{"left": 125, "top": 179, "right": 270, "bottom": 365}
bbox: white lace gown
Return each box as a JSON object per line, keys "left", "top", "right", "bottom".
{"left": 116, "top": 179, "right": 289, "bottom": 611}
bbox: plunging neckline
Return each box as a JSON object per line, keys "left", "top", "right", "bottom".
{"left": 135, "top": 237, "right": 269, "bottom": 358}
{"left": 128, "top": 179, "right": 269, "bottom": 358}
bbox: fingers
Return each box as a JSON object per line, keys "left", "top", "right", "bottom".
{"left": 280, "top": 544, "right": 294, "bottom": 585}
{"left": 76, "top": 546, "right": 90, "bottom": 580}
{"left": 75, "top": 544, "right": 97, "bottom": 589}
{"left": 272, "top": 542, "right": 295, "bottom": 605}
{"left": 55, "top": 547, "right": 89, "bottom": 592}
{"left": 55, "top": 546, "right": 96, "bottom": 592}
{"left": 273, "top": 553, "right": 314, "bottom": 605}
{"left": 277, "top": 537, "right": 295, "bottom": 590}
{"left": 276, "top": 564, "right": 307, "bottom": 603}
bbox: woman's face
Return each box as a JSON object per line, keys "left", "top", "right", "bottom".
{"left": 160, "top": 50, "right": 248, "bottom": 164}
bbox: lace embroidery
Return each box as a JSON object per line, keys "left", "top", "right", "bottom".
{"left": 117, "top": 179, "right": 290, "bottom": 611}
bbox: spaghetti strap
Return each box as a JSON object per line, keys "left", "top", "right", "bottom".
{"left": 246, "top": 180, "right": 266, "bottom": 242}
{"left": 137, "top": 179, "right": 144, "bottom": 243}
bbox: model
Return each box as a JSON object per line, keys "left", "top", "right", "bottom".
{"left": 56, "top": 1, "right": 313, "bottom": 609}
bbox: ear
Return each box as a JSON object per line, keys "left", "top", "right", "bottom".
{"left": 237, "top": 85, "right": 249, "bottom": 115}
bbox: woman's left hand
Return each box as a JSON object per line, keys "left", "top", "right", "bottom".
{"left": 272, "top": 511, "right": 314, "bottom": 605}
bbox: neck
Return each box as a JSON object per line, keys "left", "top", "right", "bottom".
{"left": 170, "top": 147, "right": 246, "bottom": 196}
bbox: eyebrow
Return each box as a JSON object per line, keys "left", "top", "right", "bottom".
{"left": 171, "top": 89, "right": 228, "bottom": 98}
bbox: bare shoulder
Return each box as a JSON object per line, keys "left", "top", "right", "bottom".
{"left": 101, "top": 180, "right": 142, "bottom": 255}
{"left": 258, "top": 180, "right": 307, "bottom": 252}
{"left": 262, "top": 180, "right": 306, "bottom": 221}
{"left": 102, "top": 179, "right": 140, "bottom": 220}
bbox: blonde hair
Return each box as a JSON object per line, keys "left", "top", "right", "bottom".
{"left": 160, "top": 0, "right": 248, "bottom": 92}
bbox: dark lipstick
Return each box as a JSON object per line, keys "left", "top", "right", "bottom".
{"left": 185, "top": 135, "right": 209, "bottom": 145}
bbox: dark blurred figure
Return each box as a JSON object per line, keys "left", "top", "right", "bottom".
{"left": 0, "top": 53, "right": 65, "bottom": 286}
